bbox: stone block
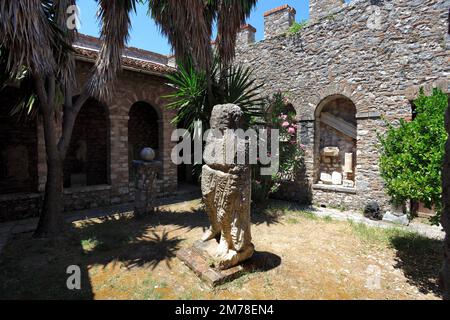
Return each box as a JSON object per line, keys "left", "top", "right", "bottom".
{"left": 320, "top": 172, "right": 333, "bottom": 184}
{"left": 322, "top": 147, "right": 340, "bottom": 157}
{"left": 332, "top": 172, "right": 342, "bottom": 185}
{"left": 382, "top": 212, "right": 410, "bottom": 226}
{"left": 342, "top": 180, "right": 354, "bottom": 188}
{"left": 177, "top": 240, "right": 281, "bottom": 287}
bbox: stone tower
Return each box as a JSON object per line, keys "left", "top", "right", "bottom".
{"left": 309, "top": 0, "right": 345, "bottom": 20}
{"left": 264, "top": 5, "right": 296, "bottom": 39}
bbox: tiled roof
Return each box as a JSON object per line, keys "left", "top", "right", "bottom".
{"left": 263, "top": 4, "right": 296, "bottom": 17}
{"left": 73, "top": 34, "right": 175, "bottom": 75}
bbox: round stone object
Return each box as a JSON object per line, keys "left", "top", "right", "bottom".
{"left": 140, "top": 147, "right": 156, "bottom": 161}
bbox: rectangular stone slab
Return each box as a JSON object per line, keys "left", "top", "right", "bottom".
{"left": 177, "top": 240, "right": 269, "bottom": 287}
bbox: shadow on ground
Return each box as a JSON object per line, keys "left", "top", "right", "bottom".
{"left": 390, "top": 233, "right": 443, "bottom": 297}
{"left": 0, "top": 208, "right": 206, "bottom": 300}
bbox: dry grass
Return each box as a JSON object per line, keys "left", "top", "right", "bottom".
{"left": 0, "top": 199, "right": 443, "bottom": 300}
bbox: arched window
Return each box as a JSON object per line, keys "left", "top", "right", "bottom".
{"left": 64, "top": 98, "right": 109, "bottom": 188}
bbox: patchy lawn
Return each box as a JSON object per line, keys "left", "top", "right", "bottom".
{"left": 0, "top": 200, "right": 443, "bottom": 300}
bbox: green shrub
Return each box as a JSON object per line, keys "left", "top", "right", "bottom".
{"left": 288, "top": 20, "right": 308, "bottom": 35}
{"left": 378, "top": 88, "right": 448, "bottom": 223}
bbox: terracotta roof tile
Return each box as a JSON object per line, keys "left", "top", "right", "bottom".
{"left": 263, "top": 5, "right": 296, "bottom": 17}
{"left": 74, "top": 34, "right": 175, "bottom": 75}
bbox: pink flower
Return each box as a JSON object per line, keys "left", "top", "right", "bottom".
{"left": 282, "top": 121, "right": 290, "bottom": 128}
{"left": 280, "top": 114, "right": 288, "bottom": 121}
{"left": 288, "top": 127, "right": 296, "bottom": 135}
{"left": 300, "top": 144, "right": 306, "bottom": 151}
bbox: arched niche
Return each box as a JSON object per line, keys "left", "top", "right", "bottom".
{"left": 128, "top": 101, "right": 161, "bottom": 180}
{"left": 64, "top": 98, "right": 110, "bottom": 188}
{"left": 314, "top": 95, "right": 357, "bottom": 187}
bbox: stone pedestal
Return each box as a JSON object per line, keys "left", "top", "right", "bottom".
{"left": 132, "top": 160, "right": 161, "bottom": 215}
{"left": 177, "top": 240, "right": 280, "bottom": 287}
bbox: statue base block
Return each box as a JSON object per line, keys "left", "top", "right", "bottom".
{"left": 177, "top": 240, "right": 274, "bottom": 287}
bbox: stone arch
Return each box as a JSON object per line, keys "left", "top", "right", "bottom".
{"left": 313, "top": 94, "right": 357, "bottom": 187}
{"left": 64, "top": 98, "right": 110, "bottom": 188}
{"left": 0, "top": 86, "right": 39, "bottom": 194}
{"left": 308, "top": 82, "right": 366, "bottom": 118}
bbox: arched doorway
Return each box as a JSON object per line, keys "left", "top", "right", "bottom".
{"left": 64, "top": 98, "right": 109, "bottom": 188}
{"left": 128, "top": 101, "right": 160, "bottom": 180}
{"left": 314, "top": 95, "right": 357, "bottom": 187}
{"left": 0, "top": 87, "right": 38, "bottom": 194}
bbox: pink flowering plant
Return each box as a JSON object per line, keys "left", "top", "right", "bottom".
{"left": 252, "top": 91, "right": 306, "bottom": 205}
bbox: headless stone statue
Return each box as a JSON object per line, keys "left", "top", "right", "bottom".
{"left": 201, "top": 104, "right": 254, "bottom": 270}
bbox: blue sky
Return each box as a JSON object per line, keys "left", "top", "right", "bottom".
{"left": 76, "top": 0, "right": 348, "bottom": 55}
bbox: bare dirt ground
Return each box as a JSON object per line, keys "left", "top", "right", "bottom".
{"left": 0, "top": 199, "right": 443, "bottom": 300}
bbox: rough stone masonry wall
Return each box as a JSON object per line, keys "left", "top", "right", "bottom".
{"left": 236, "top": 0, "right": 450, "bottom": 211}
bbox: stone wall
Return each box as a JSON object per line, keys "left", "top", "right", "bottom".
{"left": 236, "top": 0, "right": 450, "bottom": 211}
{"left": 309, "top": 0, "right": 345, "bottom": 21}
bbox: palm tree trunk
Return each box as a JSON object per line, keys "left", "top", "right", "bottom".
{"left": 34, "top": 155, "right": 64, "bottom": 238}
{"left": 441, "top": 108, "right": 450, "bottom": 300}
{"left": 34, "top": 109, "right": 65, "bottom": 238}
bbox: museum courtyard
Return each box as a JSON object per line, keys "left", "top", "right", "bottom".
{"left": 0, "top": 198, "right": 443, "bottom": 300}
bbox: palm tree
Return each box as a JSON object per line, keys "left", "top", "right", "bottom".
{"left": 0, "top": 0, "right": 137, "bottom": 237}
{"left": 149, "top": 0, "right": 258, "bottom": 101}
{"left": 0, "top": 0, "right": 258, "bottom": 238}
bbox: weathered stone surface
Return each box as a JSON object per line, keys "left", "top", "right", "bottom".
{"left": 332, "top": 172, "right": 343, "bottom": 185}
{"left": 342, "top": 180, "right": 355, "bottom": 188}
{"left": 322, "top": 147, "right": 340, "bottom": 157}
{"left": 320, "top": 172, "right": 333, "bottom": 184}
{"left": 177, "top": 240, "right": 279, "bottom": 287}
{"left": 201, "top": 104, "right": 254, "bottom": 270}
{"left": 382, "top": 212, "right": 410, "bottom": 226}
{"left": 132, "top": 160, "right": 161, "bottom": 215}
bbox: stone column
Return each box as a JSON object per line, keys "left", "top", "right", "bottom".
{"left": 237, "top": 24, "right": 256, "bottom": 48}
{"left": 132, "top": 160, "right": 161, "bottom": 215}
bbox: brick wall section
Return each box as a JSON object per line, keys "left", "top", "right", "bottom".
{"left": 236, "top": 0, "right": 450, "bottom": 211}
{"left": 64, "top": 98, "right": 109, "bottom": 187}
{"left": 73, "top": 61, "right": 178, "bottom": 207}
{"left": 0, "top": 60, "right": 178, "bottom": 221}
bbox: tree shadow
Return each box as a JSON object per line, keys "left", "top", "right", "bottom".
{"left": 0, "top": 230, "right": 94, "bottom": 300}
{"left": 389, "top": 233, "right": 443, "bottom": 297}
{"left": 76, "top": 214, "right": 185, "bottom": 271}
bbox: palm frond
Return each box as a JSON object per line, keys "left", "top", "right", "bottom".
{"left": 149, "top": 0, "right": 213, "bottom": 72}
{"left": 88, "top": 0, "right": 138, "bottom": 101}
{"left": 0, "top": 0, "right": 56, "bottom": 77}
{"left": 216, "top": 0, "right": 257, "bottom": 68}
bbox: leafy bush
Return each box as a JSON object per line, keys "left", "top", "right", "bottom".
{"left": 165, "top": 59, "right": 264, "bottom": 132}
{"left": 288, "top": 20, "right": 308, "bottom": 35}
{"left": 378, "top": 88, "right": 448, "bottom": 222}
